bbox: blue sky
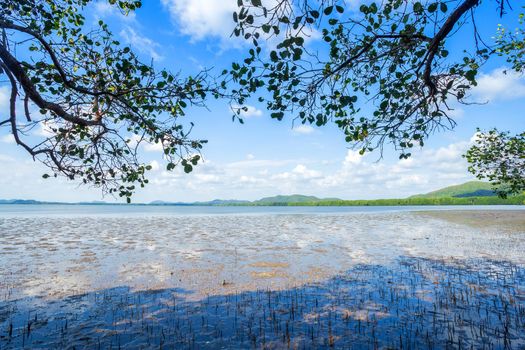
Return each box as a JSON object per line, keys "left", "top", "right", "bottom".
{"left": 0, "top": 1, "right": 524, "bottom": 202}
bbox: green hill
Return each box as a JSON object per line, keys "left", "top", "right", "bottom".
{"left": 409, "top": 181, "right": 494, "bottom": 199}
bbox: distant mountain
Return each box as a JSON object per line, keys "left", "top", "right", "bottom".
{"left": 0, "top": 199, "right": 47, "bottom": 204}
{"left": 254, "top": 194, "right": 341, "bottom": 204}
{"left": 410, "top": 181, "right": 494, "bottom": 199}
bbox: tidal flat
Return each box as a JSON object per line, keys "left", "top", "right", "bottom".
{"left": 0, "top": 205, "right": 524, "bottom": 349}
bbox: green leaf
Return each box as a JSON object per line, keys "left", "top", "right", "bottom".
{"left": 310, "top": 10, "right": 319, "bottom": 19}
{"left": 271, "top": 112, "right": 284, "bottom": 120}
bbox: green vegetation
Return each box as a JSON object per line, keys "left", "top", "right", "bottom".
{"left": 467, "top": 130, "right": 525, "bottom": 197}
{"left": 253, "top": 195, "right": 525, "bottom": 207}
{"left": 225, "top": 181, "right": 525, "bottom": 206}
{"left": 409, "top": 181, "right": 494, "bottom": 199}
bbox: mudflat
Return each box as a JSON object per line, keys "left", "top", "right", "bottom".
{"left": 1, "top": 205, "right": 524, "bottom": 348}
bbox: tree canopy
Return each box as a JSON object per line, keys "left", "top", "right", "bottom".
{"left": 228, "top": 0, "right": 524, "bottom": 195}
{"left": 0, "top": 0, "right": 219, "bottom": 201}
{"left": 466, "top": 130, "right": 525, "bottom": 197}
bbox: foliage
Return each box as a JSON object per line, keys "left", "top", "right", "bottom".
{"left": 198, "top": 181, "right": 522, "bottom": 206}
{"left": 228, "top": 0, "right": 491, "bottom": 159}
{"left": 495, "top": 11, "right": 525, "bottom": 72}
{"left": 0, "top": 0, "right": 217, "bottom": 201}
{"left": 466, "top": 130, "right": 525, "bottom": 197}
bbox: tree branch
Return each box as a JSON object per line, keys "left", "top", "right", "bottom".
{"left": 423, "top": 0, "right": 480, "bottom": 94}
{"left": 0, "top": 42, "right": 100, "bottom": 127}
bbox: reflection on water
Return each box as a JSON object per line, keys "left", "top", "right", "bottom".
{"left": 0, "top": 206, "right": 524, "bottom": 348}
{"left": 2, "top": 258, "right": 524, "bottom": 349}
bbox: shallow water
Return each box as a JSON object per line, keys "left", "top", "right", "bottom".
{"left": 0, "top": 205, "right": 524, "bottom": 348}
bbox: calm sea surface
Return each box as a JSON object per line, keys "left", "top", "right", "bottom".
{"left": 1, "top": 203, "right": 524, "bottom": 217}
{"left": 1, "top": 204, "right": 524, "bottom": 348}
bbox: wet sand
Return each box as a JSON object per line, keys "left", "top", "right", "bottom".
{"left": 416, "top": 209, "right": 525, "bottom": 230}
{"left": 1, "top": 209, "right": 524, "bottom": 300}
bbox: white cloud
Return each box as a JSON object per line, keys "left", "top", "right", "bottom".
{"left": 315, "top": 140, "right": 474, "bottom": 198}
{"left": 291, "top": 164, "right": 322, "bottom": 179}
{"left": 161, "top": 0, "right": 237, "bottom": 42}
{"left": 126, "top": 135, "right": 167, "bottom": 153}
{"left": 0, "top": 154, "right": 15, "bottom": 162}
{"left": 231, "top": 104, "right": 263, "bottom": 118}
{"left": 120, "top": 26, "right": 163, "bottom": 61}
{"left": 239, "top": 175, "right": 260, "bottom": 184}
{"left": 149, "top": 160, "right": 160, "bottom": 171}
{"left": 474, "top": 68, "right": 525, "bottom": 102}
{"left": 143, "top": 140, "right": 164, "bottom": 152}
{"left": 0, "top": 134, "right": 14, "bottom": 144}
{"left": 35, "top": 120, "right": 57, "bottom": 138}
{"left": 160, "top": 0, "right": 318, "bottom": 49}
{"left": 292, "top": 125, "right": 315, "bottom": 135}
{"left": 343, "top": 150, "right": 363, "bottom": 166}
{"left": 272, "top": 164, "right": 322, "bottom": 181}
{"left": 0, "top": 86, "right": 9, "bottom": 111}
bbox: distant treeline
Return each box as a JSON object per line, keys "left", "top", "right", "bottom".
{"left": 226, "top": 195, "right": 525, "bottom": 206}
